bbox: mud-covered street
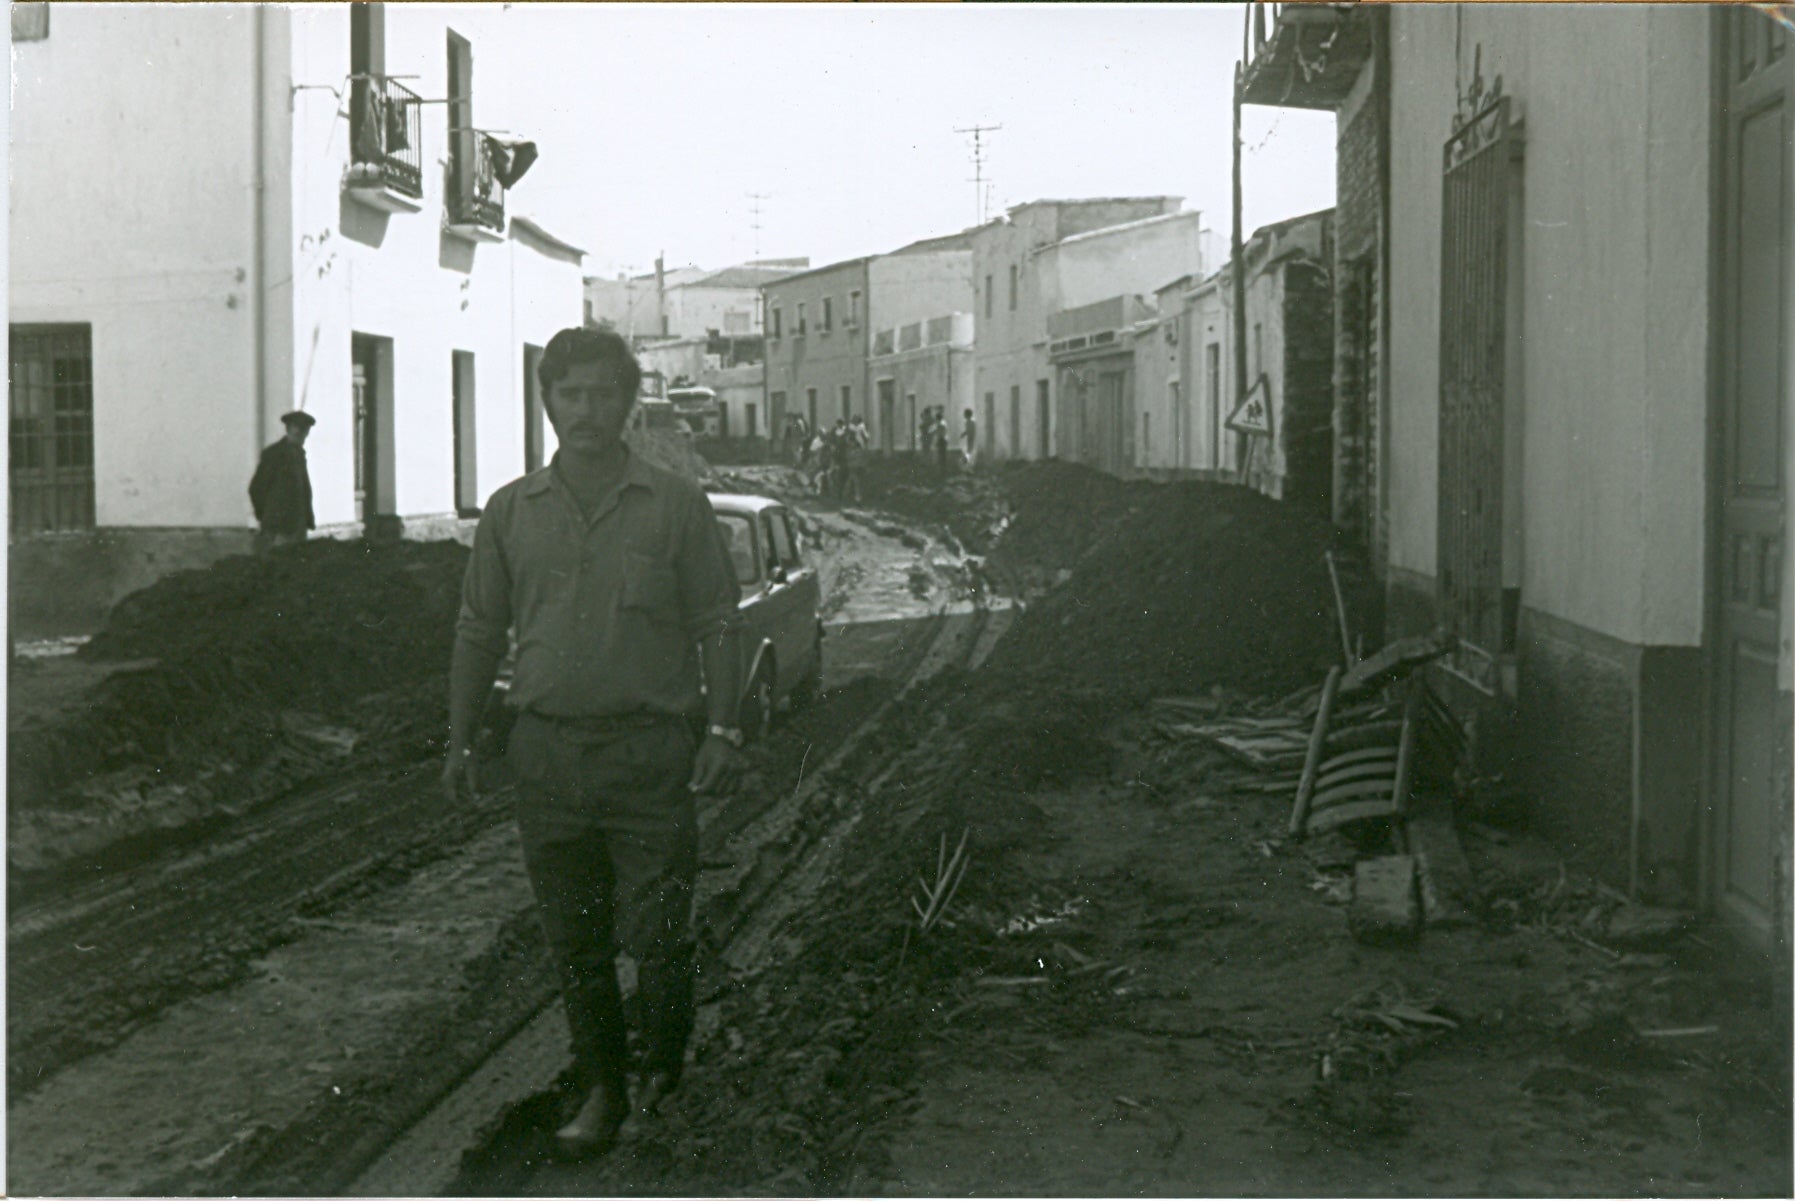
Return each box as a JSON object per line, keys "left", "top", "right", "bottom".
{"left": 7, "top": 459, "right": 1788, "bottom": 1197}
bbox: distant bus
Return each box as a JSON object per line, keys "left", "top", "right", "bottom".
{"left": 667, "top": 385, "right": 721, "bottom": 438}
{"left": 629, "top": 397, "right": 689, "bottom": 436}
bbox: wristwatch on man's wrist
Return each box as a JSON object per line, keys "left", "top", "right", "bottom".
{"left": 707, "top": 724, "right": 745, "bottom": 748}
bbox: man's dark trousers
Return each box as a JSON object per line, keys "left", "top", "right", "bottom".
{"left": 507, "top": 711, "right": 699, "bottom": 1093}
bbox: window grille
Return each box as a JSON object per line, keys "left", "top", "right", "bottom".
{"left": 10, "top": 325, "right": 96, "bottom": 535}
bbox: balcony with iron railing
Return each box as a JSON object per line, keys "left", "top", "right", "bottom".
{"left": 1237, "top": 2, "right": 1372, "bottom": 111}
{"left": 446, "top": 132, "right": 505, "bottom": 239}
{"left": 344, "top": 74, "right": 423, "bottom": 212}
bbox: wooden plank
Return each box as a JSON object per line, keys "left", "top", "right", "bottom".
{"left": 1313, "top": 761, "right": 1400, "bottom": 792}
{"left": 1391, "top": 676, "right": 1423, "bottom": 819}
{"left": 1338, "top": 633, "right": 1451, "bottom": 699}
{"left": 1316, "top": 745, "right": 1401, "bottom": 772}
{"left": 1311, "top": 777, "right": 1399, "bottom": 808}
{"left": 1306, "top": 798, "right": 1398, "bottom": 834}
{"left": 1405, "top": 793, "right": 1478, "bottom": 928}
{"left": 1289, "top": 666, "right": 1344, "bottom": 837}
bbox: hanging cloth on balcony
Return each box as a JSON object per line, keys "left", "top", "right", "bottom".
{"left": 483, "top": 134, "right": 539, "bottom": 190}
{"left": 353, "top": 90, "right": 385, "bottom": 164}
{"left": 384, "top": 92, "right": 410, "bottom": 151}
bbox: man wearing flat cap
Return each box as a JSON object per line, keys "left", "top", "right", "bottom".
{"left": 249, "top": 410, "right": 316, "bottom": 552}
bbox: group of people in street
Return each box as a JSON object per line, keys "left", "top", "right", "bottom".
{"left": 786, "top": 413, "right": 870, "bottom": 503}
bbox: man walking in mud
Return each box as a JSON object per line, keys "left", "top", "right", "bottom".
{"left": 247, "top": 410, "right": 316, "bottom": 551}
{"left": 442, "top": 327, "right": 747, "bottom": 1159}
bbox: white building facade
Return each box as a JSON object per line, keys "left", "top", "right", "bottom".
{"left": 10, "top": 3, "right": 585, "bottom": 634}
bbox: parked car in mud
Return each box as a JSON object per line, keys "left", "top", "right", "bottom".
{"left": 479, "top": 491, "right": 823, "bottom": 752}
{"left": 707, "top": 492, "right": 825, "bottom": 738}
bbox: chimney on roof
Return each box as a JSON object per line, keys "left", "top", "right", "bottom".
{"left": 655, "top": 254, "right": 667, "bottom": 336}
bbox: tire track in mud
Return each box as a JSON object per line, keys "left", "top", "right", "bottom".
{"left": 352, "top": 604, "right": 1006, "bottom": 1197}
{"left": 7, "top": 755, "right": 515, "bottom": 1100}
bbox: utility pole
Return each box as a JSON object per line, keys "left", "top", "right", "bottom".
{"left": 1231, "top": 62, "right": 1251, "bottom": 486}
{"left": 955, "top": 122, "right": 1002, "bottom": 224}
{"left": 746, "top": 192, "right": 770, "bottom": 260}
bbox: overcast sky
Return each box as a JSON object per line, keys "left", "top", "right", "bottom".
{"left": 489, "top": 3, "right": 1336, "bottom": 279}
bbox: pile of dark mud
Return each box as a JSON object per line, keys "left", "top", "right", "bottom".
{"left": 871, "top": 459, "right": 1348, "bottom": 701}
{"left": 986, "top": 469, "right": 1347, "bottom": 702}
{"left": 9, "top": 539, "right": 468, "bottom": 875}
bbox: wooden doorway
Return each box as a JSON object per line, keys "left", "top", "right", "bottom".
{"left": 877, "top": 378, "right": 896, "bottom": 453}
{"left": 523, "top": 343, "right": 545, "bottom": 472}
{"left": 1709, "top": 7, "right": 1792, "bottom": 948}
{"left": 351, "top": 333, "right": 394, "bottom": 527}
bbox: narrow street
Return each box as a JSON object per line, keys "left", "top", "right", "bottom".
{"left": 9, "top": 5, "right": 1795, "bottom": 1196}
{"left": 5, "top": 470, "right": 1000, "bottom": 1196}
{"left": 9, "top": 462, "right": 1789, "bottom": 1196}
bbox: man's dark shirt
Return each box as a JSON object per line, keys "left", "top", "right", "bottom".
{"left": 249, "top": 440, "right": 315, "bottom": 534}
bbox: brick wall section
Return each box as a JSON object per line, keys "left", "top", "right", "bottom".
{"left": 1335, "top": 96, "right": 1380, "bottom": 262}
{"left": 1332, "top": 79, "right": 1382, "bottom": 554}
{"left": 1280, "top": 258, "right": 1335, "bottom": 517}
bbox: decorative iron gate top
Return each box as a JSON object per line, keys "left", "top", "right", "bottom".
{"left": 1446, "top": 46, "right": 1509, "bottom": 171}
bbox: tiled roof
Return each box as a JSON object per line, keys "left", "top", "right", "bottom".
{"left": 688, "top": 264, "right": 806, "bottom": 290}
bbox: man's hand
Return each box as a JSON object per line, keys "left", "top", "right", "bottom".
{"left": 688, "top": 734, "right": 746, "bottom": 796}
{"left": 442, "top": 746, "right": 479, "bottom": 803}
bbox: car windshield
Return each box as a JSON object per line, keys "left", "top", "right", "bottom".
{"left": 716, "top": 513, "right": 758, "bottom": 586}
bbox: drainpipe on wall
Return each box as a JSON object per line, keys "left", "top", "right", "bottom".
{"left": 251, "top": 5, "right": 268, "bottom": 467}
{"left": 1374, "top": 4, "right": 1392, "bottom": 579}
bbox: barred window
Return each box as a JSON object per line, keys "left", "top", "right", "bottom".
{"left": 10, "top": 325, "right": 96, "bottom": 535}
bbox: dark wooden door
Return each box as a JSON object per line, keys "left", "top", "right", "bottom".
{"left": 878, "top": 379, "right": 895, "bottom": 453}
{"left": 1711, "top": 8, "right": 1791, "bottom": 944}
{"left": 352, "top": 352, "right": 371, "bottom": 523}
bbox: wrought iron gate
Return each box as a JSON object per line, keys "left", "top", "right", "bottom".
{"left": 1437, "top": 86, "right": 1518, "bottom": 685}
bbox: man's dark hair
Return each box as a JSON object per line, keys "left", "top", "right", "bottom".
{"left": 538, "top": 327, "right": 642, "bottom": 402}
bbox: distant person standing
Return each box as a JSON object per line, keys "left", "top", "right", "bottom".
{"left": 932, "top": 407, "right": 951, "bottom": 474}
{"left": 787, "top": 415, "right": 810, "bottom": 468}
{"left": 807, "top": 426, "right": 831, "bottom": 494}
{"left": 960, "top": 407, "right": 978, "bottom": 470}
{"left": 843, "top": 414, "right": 870, "bottom": 504}
{"left": 827, "top": 418, "right": 851, "bottom": 499}
{"left": 248, "top": 410, "right": 316, "bottom": 552}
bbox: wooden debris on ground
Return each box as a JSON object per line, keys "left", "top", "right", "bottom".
{"left": 1603, "top": 903, "right": 1695, "bottom": 951}
{"left": 1157, "top": 630, "right": 1488, "bottom": 943}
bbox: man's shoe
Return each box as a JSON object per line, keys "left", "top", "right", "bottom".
{"left": 553, "top": 1081, "right": 629, "bottom": 1160}
{"left": 636, "top": 1069, "right": 680, "bottom": 1117}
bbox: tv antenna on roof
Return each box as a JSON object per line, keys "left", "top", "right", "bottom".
{"left": 955, "top": 123, "right": 1002, "bottom": 224}
{"left": 746, "top": 192, "right": 770, "bottom": 260}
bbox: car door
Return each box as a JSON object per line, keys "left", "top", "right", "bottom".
{"left": 755, "top": 509, "right": 799, "bottom": 680}
{"left": 714, "top": 507, "right": 767, "bottom": 684}
{"left": 767, "top": 507, "right": 821, "bottom": 680}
